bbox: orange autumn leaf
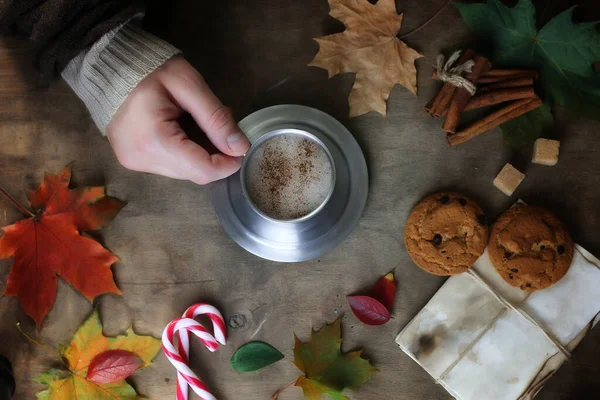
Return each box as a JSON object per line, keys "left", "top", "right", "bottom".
{"left": 0, "top": 165, "right": 125, "bottom": 328}
{"left": 309, "top": 0, "right": 423, "bottom": 118}
{"left": 34, "top": 309, "right": 161, "bottom": 399}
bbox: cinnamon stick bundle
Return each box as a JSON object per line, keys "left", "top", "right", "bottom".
{"left": 477, "top": 77, "right": 534, "bottom": 92}
{"left": 441, "top": 86, "right": 535, "bottom": 116}
{"left": 447, "top": 96, "right": 543, "bottom": 147}
{"left": 442, "top": 55, "right": 491, "bottom": 133}
{"left": 425, "top": 49, "right": 476, "bottom": 118}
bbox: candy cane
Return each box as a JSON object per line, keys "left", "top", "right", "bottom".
{"left": 162, "top": 303, "right": 227, "bottom": 400}
{"left": 177, "top": 304, "right": 226, "bottom": 400}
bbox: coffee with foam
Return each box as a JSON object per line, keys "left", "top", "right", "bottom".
{"left": 245, "top": 133, "right": 333, "bottom": 220}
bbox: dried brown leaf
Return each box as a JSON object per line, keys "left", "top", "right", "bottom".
{"left": 310, "top": 0, "right": 423, "bottom": 117}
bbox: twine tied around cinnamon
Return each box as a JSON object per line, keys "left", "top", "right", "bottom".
{"left": 435, "top": 50, "right": 477, "bottom": 96}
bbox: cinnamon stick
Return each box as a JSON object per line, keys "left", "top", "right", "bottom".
{"left": 447, "top": 96, "right": 542, "bottom": 147}
{"left": 482, "top": 69, "right": 539, "bottom": 79}
{"left": 478, "top": 71, "right": 538, "bottom": 84}
{"left": 477, "top": 77, "right": 534, "bottom": 92}
{"left": 432, "top": 68, "right": 537, "bottom": 81}
{"left": 425, "top": 84, "right": 455, "bottom": 118}
{"left": 441, "top": 86, "right": 535, "bottom": 116}
{"left": 442, "top": 55, "right": 491, "bottom": 133}
{"left": 425, "top": 49, "right": 476, "bottom": 117}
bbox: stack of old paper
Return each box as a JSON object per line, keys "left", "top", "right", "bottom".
{"left": 396, "top": 244, "right": 600, "bottom": 400}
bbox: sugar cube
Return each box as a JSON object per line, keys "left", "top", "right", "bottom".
{"left": 532, "top": 138, "right": 560, "bottom": 166}
{"left": 493, "top": 163, "right": 525, "bottom": 196}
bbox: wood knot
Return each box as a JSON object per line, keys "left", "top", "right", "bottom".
{"left": 228, "top": 314, "right": 247, "bottom": 329}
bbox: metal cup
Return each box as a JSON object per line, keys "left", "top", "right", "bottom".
{"left": 239, "top": 128, "right": 337, "bottom": 224}
{"left": 211, "top": 105, "right": 368, "bottom": 262}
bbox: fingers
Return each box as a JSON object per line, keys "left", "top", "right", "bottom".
{"left": 160, "top": 128, "right": 243, "bottom": 185}
{"left": 108, "top": 110, "right": 242, "bottom": 184}
{"left": 107, "top": 56, "right": 248, "bottom": 185}
{"left": 160, "top": 58, "right": 250, "bottom": 157}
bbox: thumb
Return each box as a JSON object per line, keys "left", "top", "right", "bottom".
{"left": 161, "top": 130, "right": 243, "bottom": 185}
{"left": 160, "top": 59, "right": 250, "bottom": 156}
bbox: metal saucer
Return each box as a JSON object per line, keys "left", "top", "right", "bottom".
{"left": 210, "top": 105, "right": 368, "bottom": 262}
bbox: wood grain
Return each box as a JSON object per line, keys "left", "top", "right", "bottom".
{"left": 1, "top": 1, "right": 600, "bottom": 399}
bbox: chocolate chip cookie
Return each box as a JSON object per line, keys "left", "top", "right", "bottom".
{"left": 488, "top": 205, "right": 573, "bottom": 292}
{"left": 404, "top": 192, "right": 489, "bottom": 276}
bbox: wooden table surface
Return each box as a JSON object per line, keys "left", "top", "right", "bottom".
{"left": 1, "top": 0, "right": 600, "bottom": 399}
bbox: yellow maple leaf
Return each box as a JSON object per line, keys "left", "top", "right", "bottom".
{"left": 309, "top": 0, "right": 423, "bottom": 118}
{"left": 34, "top": 310, "right": 161, "bottom": 399}
{"left": 60, "top": 309, "right": 160, "bottom": 374}
{"left": 35, "top": 371, "right": 141, "bottom": 400}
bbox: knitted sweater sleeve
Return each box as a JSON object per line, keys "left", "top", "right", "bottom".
{"left": 61, "top": 20, "right": 181, "bottom": 133}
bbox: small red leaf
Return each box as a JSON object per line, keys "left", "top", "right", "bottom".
{"left": 87, "top": 349, "right": 143, "bottom": 384}
{"left": 346, "top": 296, "right": 391, "bottom": 326}
{"left": 371, "top": 271, "right": 396, "bottom": 310}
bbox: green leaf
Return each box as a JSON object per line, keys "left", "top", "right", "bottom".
{"left": 453, "top": 0, "right": 537, "bottom": 65}
{"left": 291, "top": 319, "right": 377, "bottom": 400}
{"left": 230, "top": 341, "right": 284, "bottom": 372}
{"left": 537, "top": 7, "right": 600, "bottom": 77}
{"left": 454, "top": 0, "right": 600, "bottom": 119}
{"left": 501, "top": 103, "right": 554, "bottom": 148}
{"left": 34, "top": 369, "right": 61, "bottom": 385}
{"left": 35, "top": 369, "right": 62, "bottom": 400}
{"left": 544, "top": 66, "right": 600, "bottom": 119}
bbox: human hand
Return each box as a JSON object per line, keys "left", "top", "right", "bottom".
{"left": 106, "top": 56, "right": 250, "bottom": 185}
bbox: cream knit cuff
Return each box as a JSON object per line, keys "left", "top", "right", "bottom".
{"left": 61, "top": 21, "right": 181, "bottom": 135}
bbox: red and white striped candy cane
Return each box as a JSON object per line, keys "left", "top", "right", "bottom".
{"left": 162, "top": 303, "right": 227, "bottom": 400}
{"left": 177, "top": 304, "right": 226, "bottom": 400}
{"left": 179, "top": 303, "right": 227, "bottom": 354}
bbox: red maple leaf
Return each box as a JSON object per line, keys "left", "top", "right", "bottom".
{"left": 0, "top": 165, "right": 124, "bottom": 328}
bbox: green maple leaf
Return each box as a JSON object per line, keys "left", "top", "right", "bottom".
{"left": 291, "top": 319, "right": 377, "bottom": 400}
{"left": 454, "top": 0, "right": 600, "bottom": 145}
{"left": 501, "top": 102, "right": 553, "bottom": 148}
